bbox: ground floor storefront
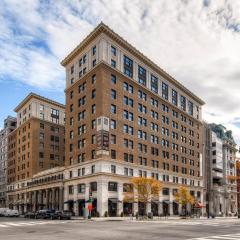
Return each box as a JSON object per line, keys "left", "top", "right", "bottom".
{"left": 7, "top": 176, "right": 203, "bottom": 217}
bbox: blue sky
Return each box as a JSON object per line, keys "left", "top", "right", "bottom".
{"left": 0, "top": 0, "right": 240, "bottom": 144}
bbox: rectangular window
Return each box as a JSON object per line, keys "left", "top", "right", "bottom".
{"left": 111, "top": 165, "right": 116, "bottom": 173}
{"left": 111, "top": 104, "right": 116, "bottom": 114}
{"left": 162, "top": 82, "right": 168, "bottom": 100}
{"left": 172, "top": 89, "right": 178, "bottom": 106}
{"left": 151, "top": 74, "right": 158, "bottom": 93}
{"left": 92, "top": 74, "right": 96, "bottom": 84}
{"left": 111, "top": 59, "right": 116, "bottom": 68}
{"left": 123, "top": 55, "right": 133, "bottom": 78}
{"left": 111, "top": 134, "right": 116, "bottom": 144}
{"left": 111, "top": 89, "right": 116, "bottom": 100}
{"left": 188, "top": 101, "right": 193, "bottom": 116}
{"left": 111, "top": 119, "right": 116, "bottom": 129}
{"left": 78, "top": 184, "right": 85, "bottom": 193}
{"left": 92, "top": 46, "right": 96, "bottom": 55}
{"left": 92, "top": 89, "right": 96, "bottom": 99}
{"left": 108, "top": 182, "right": 118, "bottom": 192}
{"left": 180, "top": 96, "right": 186, "bottom": 111}
{"left": 111, "top": 74, "right": 116, "bottom": 84}
{"left": 111, "top": 150, "right": 116, "bottom": 159}
{"left": 138, "top": 65, "right": 146, "bottom": 86}
{"left": 111, "top": 46, "right": 117, "bottom": 56}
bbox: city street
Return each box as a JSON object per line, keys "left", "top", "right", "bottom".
{"left": 0, "top": 218, "right": 240, "bottom": 240}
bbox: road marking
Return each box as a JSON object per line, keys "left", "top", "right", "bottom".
{"left": 190, "top": 233, "right": 240, "bottom": 239}
{"left": 0, "top": 220, "right": 71, "bottom": 228}
{"left": 0, "top": 224, "right": 8, "bottom": 227}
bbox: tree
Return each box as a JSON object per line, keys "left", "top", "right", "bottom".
{"left": 123, "top": 177, "right": 162, "bottom": 216}
{"left": 175, "top": 186, "right": 195, "bottom": 216}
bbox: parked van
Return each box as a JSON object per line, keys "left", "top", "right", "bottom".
{"left": 0, "top": 208, "right": 9, "bottom": 216}
{"left": 4, "top": 209, "right": 19, "bottom": 217}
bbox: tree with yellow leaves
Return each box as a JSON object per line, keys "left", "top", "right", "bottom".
{"left": 175, "top": 186, "right": 195, "bottom": 217}
{"left": 124, "top": 177, "right": 162, "bottom": 216}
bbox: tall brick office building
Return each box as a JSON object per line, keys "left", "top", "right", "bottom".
{"left": 60, "top": 22, "right": 205, "bottom": 217}
{"left": 6, "top": 93, "right": 65, "bottom": 213}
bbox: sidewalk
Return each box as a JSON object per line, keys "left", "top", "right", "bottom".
{"left": 71, "top": 216, "right": 239, "bottom": 221}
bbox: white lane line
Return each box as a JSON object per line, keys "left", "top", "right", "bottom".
{"left": 0, "top": 224, "right": 8, "bottom": 228}
{"left": 190, "top": 233, "right": 240, "bottom": 240}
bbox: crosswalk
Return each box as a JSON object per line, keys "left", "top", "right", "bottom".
{"left": 189, "top": 233, "right": 240, "bottom": 239}
{"left": 0, "top": 220, "right": 71, "bottom": 228}
{"left": 157, "top": 219, "right": 240, "bottom": 228}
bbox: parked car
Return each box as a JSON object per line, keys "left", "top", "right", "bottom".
{"left": 35, "top": 209, "right": 55, "bottom": 219}
{"left": 24, "top": 212, "right": 36, "bottom": 219}
{"left": 3, "top": 209, "right": 19, "bottom": 217}
{"left": 52, "top": 211, "right": 72, "bottom": 220}
{"left": 0, "top": 208, "right": 9, "bottom": 217}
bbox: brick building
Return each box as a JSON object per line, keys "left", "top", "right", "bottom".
{"left": 60, "top": 22, "right": 205, "bottom": 217}
{"left": 6, "top": 93, "right": 65, "bottom": 213}
{"left": 0, "top": 116, "right": 16, "bottom": 207}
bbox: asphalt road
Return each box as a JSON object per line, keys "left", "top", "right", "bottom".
{"left": 0, "top": 217, "right": 240, "bottom": 240}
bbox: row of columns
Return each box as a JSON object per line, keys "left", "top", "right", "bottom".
{"left": 16, "top": 186, "right": 64, "bottom": 214}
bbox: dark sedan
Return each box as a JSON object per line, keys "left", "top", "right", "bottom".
{"left": 51, "top": 210, "right": 72, "bottom": 220}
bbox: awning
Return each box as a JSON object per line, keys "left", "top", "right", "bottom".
{"left": 64, "top": 200, "right": 74, "bottom": 204}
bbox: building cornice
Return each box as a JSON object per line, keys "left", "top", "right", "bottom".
{"left": 61, "top": 22, "right": 205, "bottom": 105}
{"left": 14, "top": 92, "right": 65, "bottom": 112}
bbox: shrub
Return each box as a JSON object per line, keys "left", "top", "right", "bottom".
{"left": 104, "top": 211, "right": 108, "bottom": 217}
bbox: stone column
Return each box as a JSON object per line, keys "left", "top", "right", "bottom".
{"left": 39, "top": 190, "right": 43, "bottom": 209}
{"left": 59, "top": 187, "right": 63, "bottom": 211}
{"left": 24, "top": 193, "right": 27, "bottom": 213}
{"left": 64, "top": 186, "right": 69, "bottom": 211}
{"left": 84, "top": 183, "right": 90, "bottom": 217}
{"left": 46, "top": 189, "right": 49, "bottom": 209}
{"left": 133, "top": 188, "right": 138, "bottom": 215}
{"left": 169, "top": 189, "right": 173, "bottom": 216}
{"left": 117, "top": 183, "right": 123, "bottom": 216}
{"left": 97, "top": 180, "right": 108, "bottom": 217}
{"left": 74, "top": 185, "right": 79, "bottom": 216}
{"left": 158, "top": 194, "right": 163, "bottom": 216}
{"left": 146, "top": 202, "right": 151, "bottom": 214}
{"left": 29, "top": 192, "right": 32, "bottom": 212}
{"left": 55, "top": 188, "right": 59, "bottom": 210}
{"left": 52, "top": 188, "right": 56, "bottom": 209}
{"left": 33, "top": 191, "right": 37, "bottom": 212}
{"left": 158, "top": 202, "right": 163, "bottom": 216}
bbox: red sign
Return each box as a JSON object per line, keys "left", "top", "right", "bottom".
{"left": 88, "top": 204, "right": 93, "bottom": 211}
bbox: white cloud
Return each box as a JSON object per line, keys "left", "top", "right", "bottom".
{"left": 0, "top": 0, "right": 240, "bottom": 143}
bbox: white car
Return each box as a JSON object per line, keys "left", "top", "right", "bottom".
{"left": 0, "top": 208, "right": 9, "bottom": 216}
{"left": 3, "top": 209, "right": 19, "bottom": 217}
